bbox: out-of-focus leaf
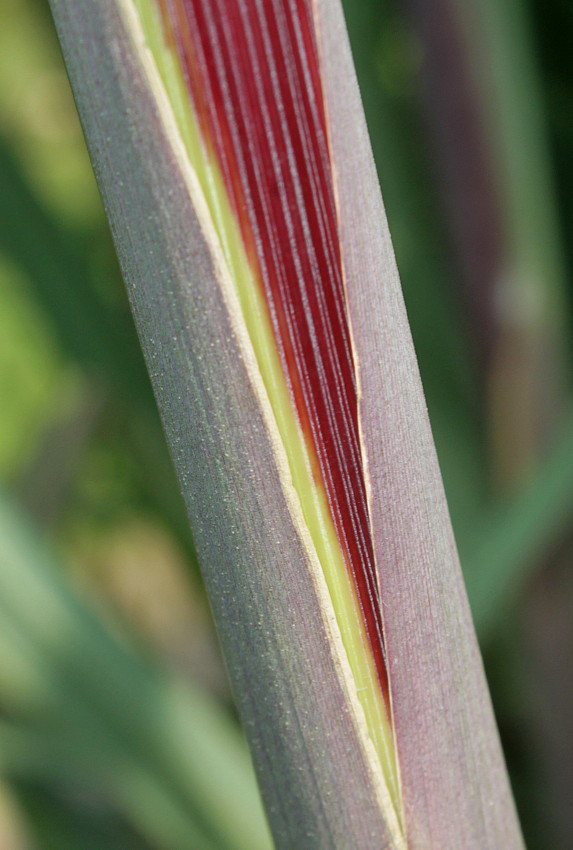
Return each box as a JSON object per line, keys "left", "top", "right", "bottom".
{"left": 11, "top": 777, "right": 148, "bottom": 850}
{"left": 466, "top": 407, "right": 573, "bottom": 638}
{"left": 469, "top": 0, "right": 567, "bottom": 319}
{"left": 0, "top": 493, "right": 271, "bottom": 850}
{"left": 0, "top": 137, "right": 195, "bottom": 557}
{"left": 0, "top": 136, "right": 150, "bottom": 407}
{"left": 0, "top": 259, "right": 62, "bottom": 478}
{"left": 460, "top": 0, "right": 569, "bottom": 487}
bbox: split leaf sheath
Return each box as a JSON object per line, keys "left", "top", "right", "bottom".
{"left": 48, "top": 0, "right": 526, "bottom": 847}
{"left": 137, "top": 0, "right": 400, "bottom": 816}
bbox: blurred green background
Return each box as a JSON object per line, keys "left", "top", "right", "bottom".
{"left": 1, "top": 0, "right": 572, "bottom": 846}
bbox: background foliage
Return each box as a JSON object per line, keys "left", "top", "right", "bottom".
{"left": 1, "top": 0, "right": 572, "bottom": 846}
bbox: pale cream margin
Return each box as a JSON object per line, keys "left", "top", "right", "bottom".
{"left": 115, "top": 0, "right": 405, "bottom": 843}
{"left": 312, "top": 0, "right": 406, "bottom": 835}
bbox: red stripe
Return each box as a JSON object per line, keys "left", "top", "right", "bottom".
{"left": 159, "top": 0, "right": 388, "bottom": 701}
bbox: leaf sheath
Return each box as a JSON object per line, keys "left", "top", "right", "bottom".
{"left": 48, "top": 0, "right": 525, "bottom": 847}
{"left": 48, "top": 0, "right": 399, "bottom": 845}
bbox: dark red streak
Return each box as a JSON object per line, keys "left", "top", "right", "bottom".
{"left": 159, "top": 0, "right": 388, "bottom": 702}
